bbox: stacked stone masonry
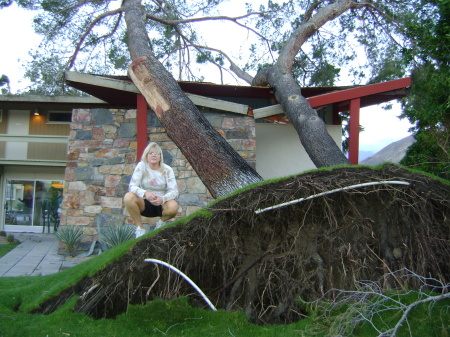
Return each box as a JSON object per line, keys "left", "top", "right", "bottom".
{"left": 61, "top": 107, "right": 256, "bottom": 242}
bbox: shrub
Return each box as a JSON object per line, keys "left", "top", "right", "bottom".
{"left": 6, "top": 234, "right": 14, "bottom": 243}
{"left": 100, "top": 224, "right": 135, "bottom": 249}
{"left": 55, "top": 226, "right": 85, "bottom": 256}
{"left": 0, "top": 231, "right": 6, "bottom": 237}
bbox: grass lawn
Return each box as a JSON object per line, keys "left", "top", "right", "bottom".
{"left": 0, "top": 242, "right": 19, "bottom": 258}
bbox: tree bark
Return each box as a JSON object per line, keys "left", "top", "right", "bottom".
{"left": 124, "top": 0, "right": 262, "bottom": 198}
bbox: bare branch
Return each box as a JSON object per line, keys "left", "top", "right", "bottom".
{"left": 366, "top": 7, "right": 403, "bottom": 49}
{"left": 67, "top": 7, "right": 124, "bottom": 70}
{"left": 312, "top": 269, "right": 450, "bottom": 337}
{"left": 359, "top": 2, "right": 400, "bottom": 25}
{"left": 167, "top": 18, "right": 255, "bottom": 84}
{"left": 187, "top": 43, "right": 254, "bottom": 85}
{"left": 380, "top": 292, "right": 450, "bottom": 337}
{"left": 144, "top": 9, "right": 272, "bottom": 47}
{"left": 98, "top": 11, "right": 123, "bottom": 42}
{"left": 144, "top": 11, "right": 266, "bottom": 26}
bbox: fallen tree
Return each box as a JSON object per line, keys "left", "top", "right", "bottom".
{"left": 32, "top": 164, "right": 450, "bottom": 324}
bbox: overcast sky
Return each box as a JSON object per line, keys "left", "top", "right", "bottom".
{"left": 0, "top": 2, "right": 413, "bottom": 159}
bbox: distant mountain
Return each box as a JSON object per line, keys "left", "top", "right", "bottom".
{"left": 361, "top": 135, "right": 415, "bottom": 166}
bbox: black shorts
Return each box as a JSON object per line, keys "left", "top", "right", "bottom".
{"left": 141, "top": 199, "right": 163, "bottom": 218}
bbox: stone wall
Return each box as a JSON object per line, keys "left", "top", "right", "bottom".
{"left": 60, "top": 107, "right": 256, "bottom": 242}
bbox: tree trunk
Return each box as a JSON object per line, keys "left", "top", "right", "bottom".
{"left": 251, "top": 0, "right": 354, "bottom": 168}
{"left": 254, "top": 65, "right": 350, "bottom": 167}
{"left": 124, "top": 0, "right": 262, "bottom": 198}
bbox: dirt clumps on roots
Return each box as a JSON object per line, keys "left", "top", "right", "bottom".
{"left": 32, "top": 164, "right": 450, "bottom": 324}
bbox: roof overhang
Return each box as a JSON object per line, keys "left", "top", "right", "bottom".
{"left": 65, "top": 71, "right": 410, "bottom": 114}
{"left": 1, "top": 72, "right": 410, "bottom": 118}
{"left": 0, "top": 94, "right": 110, "bottom": 109}
{"left": 253, "top": 77, "right": 411, "bottom": 119}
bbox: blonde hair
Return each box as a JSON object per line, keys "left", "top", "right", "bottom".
{"left": 141, "top": 142, "right": 165, "bottom": 172}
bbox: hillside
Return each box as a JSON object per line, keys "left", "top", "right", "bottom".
{"left": 361, "top": 135, "right": 415, "bottom": 165}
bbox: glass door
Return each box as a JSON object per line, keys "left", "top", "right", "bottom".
{"left": 5, "top": 180, "right": 34, "bottom": 226}
{"left": 4, "top": 179, "right": 63, "bottom": 232}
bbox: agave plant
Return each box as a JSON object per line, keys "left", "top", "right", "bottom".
{"left": 100, "top": 224, "right": 135, "bottom": 249}
{"left": 55, "top": 226, "right": 85, "bottom": 256}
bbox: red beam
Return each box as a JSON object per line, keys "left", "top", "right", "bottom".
{"left": 137, "top": 94, "right": 148, "bottom": 162}
{"left": 307, "top": 77, "right": 411, "bottom": 108}
{"left": 348, "top": 98, "right": 361, "bottom": 164}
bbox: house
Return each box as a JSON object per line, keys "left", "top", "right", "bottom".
{"left": 0, "top": 73, "right": 410, "bottom": 239}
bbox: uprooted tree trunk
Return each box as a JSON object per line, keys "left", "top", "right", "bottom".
{"left": 31, "top": 165, "right": 450, "bottom": 324}
{"left": 251, "top": 0, "right": 356, "bottom": 167}
{"left": 253, "top": 65, "right": 350, "bottom": 167}
{"left": 123, "top": 0, "right": 262, "bottom": 198}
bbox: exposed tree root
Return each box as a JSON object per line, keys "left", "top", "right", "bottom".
{"left": 31, "top": 164, "right": 450, "bottom": 325}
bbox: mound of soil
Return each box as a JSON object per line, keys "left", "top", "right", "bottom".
{"left": 33, "top": 164, "right": 450, "bottom": 324}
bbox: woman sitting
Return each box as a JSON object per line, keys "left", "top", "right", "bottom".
{"left": 124, "top": 142, "right": 179, "bottom": 238}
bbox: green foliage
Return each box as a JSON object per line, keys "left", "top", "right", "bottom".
{"left": 309, "top": 62, "right": 340, "bottom": 86}
{"left": 54, "top": 226, "right": 85, "bottom": 256}
{"left": 400, "top": 1, "right": 449, "bottom": 179}
{"left": 0, "top": 231, "right": 6, "bottom": 237}
{"left": 0, "top": 74, "right": 10, "bottom": 94}
{"left": 6, "top": 234, "right": 14, "bottom": 243}
{"left": 401, "top": 130, "right": 449, "bottom": 179}
{"left": 100, "top": 224, "right": 135, "bottom": 249}
{"left": 0, "top": 0, "right": 12, "bottom": 9}
{"left": 23, "top": 54, "right": 81, "bottom": 95}
{"left": 0, "top": 74, "right": 9, "bottom": 86}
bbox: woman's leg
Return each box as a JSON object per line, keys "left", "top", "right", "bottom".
{"left": 124, "top": 192, "right": 145, "bottom": 229}
{"left": 161, "top": 199, "right": 179, "bottom": 221}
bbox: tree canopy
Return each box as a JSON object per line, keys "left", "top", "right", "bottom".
{"left": 1, "top": 0, "right": 428, "bottom": 92}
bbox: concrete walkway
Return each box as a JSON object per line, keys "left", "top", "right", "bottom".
{"left": 0, "top": 233, "right": 86, "bottom": 277}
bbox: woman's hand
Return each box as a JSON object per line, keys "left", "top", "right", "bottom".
{"left": 144, "top": 192, "right": 163, "bottom": 206}
{"left": 150, "top": 195, "right": 163, "bottom": 206}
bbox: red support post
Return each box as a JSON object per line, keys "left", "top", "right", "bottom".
{"left": 137, "top": 94, "right": 148, "bottom": 162}
{"left": 348, "top": 98, "right": 361, "bottom": 165}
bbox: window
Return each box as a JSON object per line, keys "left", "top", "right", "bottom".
{"left": 48, "top": 111, "right": 72, "bottom": 123}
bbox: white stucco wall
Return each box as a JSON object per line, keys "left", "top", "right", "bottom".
{"left": 255, "top": 124, "right": 343, "bottom": 180}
